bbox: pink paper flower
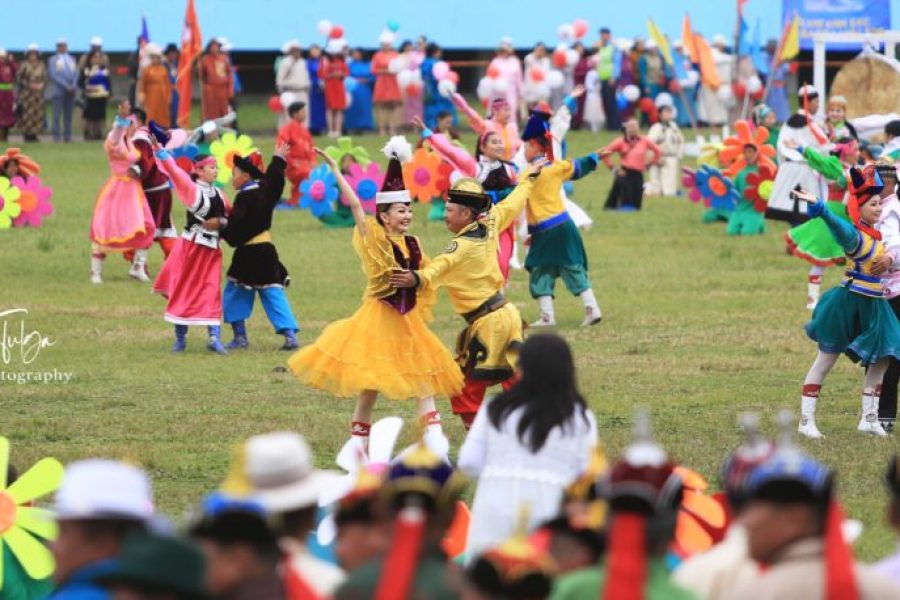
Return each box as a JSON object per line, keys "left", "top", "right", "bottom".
{"left": 11, "top": 176, "right": 54, "bottom": 228}
{"left": 344, "top": 162, "right": 384, "bottom": 215}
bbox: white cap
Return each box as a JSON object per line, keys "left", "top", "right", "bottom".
{"left": 218, "top": 37, "right": 233, "bottom": 52}
{"left": 201, "top": 120, "right": 217, "bottom": 135}
{"left": 673, "top": 38, "right": 684, "bottom": 48}
{"left": 90, "top": 36, "right": 103, "bottom": 47}
{"left": 378, "top": 30, "right": 396, "bottom": 45}
{"left": 615, "top": 38, "right": 634, "bottom": 51}
{"left": 56, "top": 38, "right": 67, "bottom": 46}
{"left": 645, "top": 39, "right": 658, "bottom": 50}
{"left": 713, "top": 34, "right": 727, "bottom": 46}
{"left": 55, "top": 460, "right": 154, "bottom": 522}
{"left": 325, "top": 38, "right": 347, "bottom": 55}
{"left": 283, "top": 39, "right": 301, "bottom": 53}
{"left": 26, "top": 43, "right": 39, "bottom": 53}
{"left": 244, "top": 432, "right": 340, "bottom": 513}
{"left": 144, "top": 42, "right": 162, "bottom": 56}
{"left": 499, "top": 36, "right": 514, "bottom": 48}
{"left": 798, "top": 84, "right": 819, "bottom": 98}
{"left": 0, "top": 49, "right": 6, "bottom": 58}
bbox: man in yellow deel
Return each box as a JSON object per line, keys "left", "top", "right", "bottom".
{"left": 390, "top": 167, "right": 542, "bottom": 429}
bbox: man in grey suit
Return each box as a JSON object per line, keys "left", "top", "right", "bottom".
{"left": 46, "top": 38, "right": 78, "bottom": 142}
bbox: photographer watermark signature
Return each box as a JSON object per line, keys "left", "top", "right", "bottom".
{"left": 0, "top": 308, "right": 72, "bottom": 384}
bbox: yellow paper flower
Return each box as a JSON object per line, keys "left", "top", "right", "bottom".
{"left": 210, "top": 132, "right": 258, "bottom": 185}
{"left": 0, "top": 437, "right": 64, "bottom": 588}
{"left": 0, "top": 177, "right": 23, "bottom": 230}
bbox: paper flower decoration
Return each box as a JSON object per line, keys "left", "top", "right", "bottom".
{"left": 0, "top": 177, "right": 22, "bottom": 229}
{"left": 299, "top": 165, "right": 338, "bottom": 217}
{"left": 671, "top": 466, "right": 726, "bottom": 560}
{"left": 0, "top": 436, "right": 64, "bottom": 587}
{"left": 10, "top": 176, "right": 53, "bottom": 228}
{"left": 210, "top": 132, "right": 258, "bottom": 185}
{"left": 697, "top": 142, "right": 723, "bottom": 168}
{"left": 171, "top": 143, "right": 200, "bottom": 174}
{"left": 344, "top": 162, "right": 384, "bottom": 214}
{"left": 695, "top": 165, "right": 739, "bottom": 212}
{"left": 744, "top": 164, "right": 777, "bottom": 213}
{"left": 435, "top": 161, "right": 454, "bottom": 200}
{"left": 681, "top": 168, "right": 705, "bottom": 205}
{"left": 402, "top": 148, "right": 443, "bottom": 204}
{"left": 719, "top": 120, "right": 777, "bottom": 177}
{"left": 0, "top": 149, "right": 40, "bottom": 178}
{"left": 325, "top": 137, "right": 371, "bottom": 167}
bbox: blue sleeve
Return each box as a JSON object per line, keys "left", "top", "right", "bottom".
{"left": 562, "top": 95, "right": 577, "bottom": 113}
{"left": 571, "top": 153, "right": 600, "bottom": 181}
{"left": 612, "top": 48, "right": 622, "bottom": 80}
{"left": 816, "top": 201, "right": 860, "bottom": 253}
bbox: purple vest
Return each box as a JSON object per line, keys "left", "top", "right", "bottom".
{"left": 381, "top": 236, "right": 422, "bottom": 315}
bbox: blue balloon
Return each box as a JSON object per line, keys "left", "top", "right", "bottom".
{"left": 616, "top": 92, "right": 628, "bottom": 111}
{"left": 387, "top": 19, "right": 400, "bottom": 32}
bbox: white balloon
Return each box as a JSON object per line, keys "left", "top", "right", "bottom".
{"left": 623, "top": 84, "right": 640, "bottom": 102}
{"left": 438, "top": 79, "right": 457, "bottom": 98}
{"left": 654, "top": 92, "right": 674, "bottom": 108}
{"left": 397, "top": 70, "right": 413, "bottom": 87}
{"left": 388, "top": 56, "right": 407, "bottom": 74}
{"left": 746, "top": 74, "right": 763, "bottom": 94}
{"left": 536, "top": 82, "right": 551, "bottom": 99}
{"left": 279, "top": 91, "right": 296, "bottom": 109}
{"left": 316, "top": 20, "right": 333, "bottom": 36}
{"left": 557, "top": 23, "right": 575, "bottom": 41}
{"left": 492, "top": 77, "right": 509, "bottom": 94}
{"left": 566, "top": 49, "right": 579, "bottom": 67}
{"left": 716, "top": 84, "right": 734, "bottom": 102}
{"left": 477, "top": 76, "right": 493, "bottom": 100}
{"left": 547, "top": 69, "right": 565, "bottom": 89}
{"left": 408, "top": 69, "right": 423, "bottom": 84}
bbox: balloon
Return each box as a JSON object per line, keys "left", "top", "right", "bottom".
{"left": 529, "top": 67, "right": 545, "bottom": 83}
{"left": 317, "top": 20, "right": 333, "bottom": 36}
{"left": 566, "top": 49, "right": 579, "bottom": 67}
{"left": 388, "top": 56, "right": 407, "bottom": 74}
{"left": 405, "top": 84, "right": 421, "bottom": 98}
{"left": 751, "top": 89, "right": 765, "bottom": 101}
{"left": 572, "top": 19, "right": 589, "bottom": 39}
{"left": 557, "top": 23, "right": 575, "bottom": 41}
{"left": 623, "top": 84, "right": 640, "bottom": 102}
{"left": 329, "top": 25, "right": 344, "bottom": 39}
{"left": 732, "top": 82, "right": 747, "bottom": 98}
{"left": 432, "top": 60, "right": 450, "bottom": 80}
{"left": 616, "top": 91, "right": 629, "bottom": 111}
{"left": 668, "top": 79, "right": 682, "bottom": 93}
{"left": 746, "top": 74, "right": 763, "bottom": 94}
{"left": 279, "top": 91, "right": 296, "bottom": 110}
{"left": 476, "top": 77, "right": 493, "bottom": 100}
{"left": 446, "top": 71, "right": 459, "bottom": 85}
{"left": 408, "top": 69, "right": 422, "bottom": 84}
{"left": 386, "top": 19, "right": 400, "bottom": 32}
{"left": 536, "top": 82, "right": 551, "bottom": 99}
{"left": 397, "top": 70, "right": 413, "bottom": 87}
{"left": 553, "top": 49, "right": 567, "bottom": 68}
{"left": 267, "top": 95, "right": 283, "bottom": 113}
{"left": 655, "top": 92, "right": 674, "bottom": 108}
{"left": 639, "top": 97, "right": 656, "bottom": 113}
{"left": 547, "top": 69, "right": 565, "bottom": 89}
{"left": 492, "top": 77, "right": 509, "bottom": 94}
{"left": 486, "top": 65, "right": 500, "bottom": 79}
{"left": 717, "top": 84, "right": 734, "bottom": 102}
{"left": 438, "top": 79, "right": 457, "bottom": 98}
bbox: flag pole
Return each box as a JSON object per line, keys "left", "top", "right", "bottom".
{"left": 761, "top": 17, "right": 790, "bottom": 105}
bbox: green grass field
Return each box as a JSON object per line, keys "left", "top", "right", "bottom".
{"left": 2, "top": 110, "right": 898, "bottom": 561}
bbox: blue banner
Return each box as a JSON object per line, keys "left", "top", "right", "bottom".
{"left": 783, "top": 0, "right": 892, "bottom": 50}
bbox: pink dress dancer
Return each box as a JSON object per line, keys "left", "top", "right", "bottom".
{"left": 152, "top": 151, "right": 231, "bottom": 354}
{"left": 89, "top": 115, "right": 156, "bottom": 283}
{"left": 451, "top": 93, "right": 521, "bottom": 162}
{"left": 487, "top": 53, "right": 523, "bottom": 118}
{"left": 423, "top": 129, "right": 519, "bottom": 281}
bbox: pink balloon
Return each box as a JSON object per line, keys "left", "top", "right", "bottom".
{"left": 432, "top": 60, "right": 450, "bottom": 80}
{"left": 329, "top": 25, "right": 344, "bottom": 39}
{"left": 572, "top": 19, "right": 589, "bottom": 39}
{"left": 446, "top": 71, "right": 459, "bottom": 85}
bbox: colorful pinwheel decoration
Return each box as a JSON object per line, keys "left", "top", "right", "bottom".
{"left": 671, "top": 466, "right": 727, "bottom": 560}
{"left": 0, "top": 177, "right": 22, "bottom": 229}
{"left": 298, "top": 165, "right": 338, "bottom": 218}
{"left": 695, "top": 165, "right": 739, "bottom": 212}
{"left": 744, "top": 164, "right": 777, "bottom": 213}
{"left": 210, "top": 132, "right": 258, "bottom": 185}
{"left": 171, "top": 143, "right": 200, "bottom": 174}
{"left": 344, "top": 162, "right": 384, "bottom": 215}
{"left": 719, "top": 120, "right": 777, "bottom": 177}
{"left": 0, "top": 149, "right": 41, "bottom": 178}
{"left": 0, "top": 436, "right": 65, "bottom": 589}
{"left": 325, "top": 137, "right": 371, "bottom": 168}
{"left": 10, "top": 176, "right": 54, "bottom": 228}
{"left": 402, "top": 148, "right": 443, "bottom": 204}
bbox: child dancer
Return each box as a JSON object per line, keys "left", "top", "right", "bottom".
{"left": 647, "top": 105, "right": 684, "bottom": 197}
{"left": 793, "top": 166, "right": 900, "bottom": 439}
{"left": 89, "top": 101, "right": 156, "bottom": 284}
{"left": 276, "top": 102, "right": 316, "bottom": 205}
{"left": 875, "top": 162, "right": 900, "bottom": 432}
{"left": 288, "top": 138, "right": 462, "bottom": 455}
{"left": 784, "top": 137, "right": 860, "bottom": 309}
{"left": 520, "top": 109, "right": 605, "bottom": 328}
{"left": 602, "top": 117, "right": 662, "bottom": 211}
{"left": 414, "top": 116, "right": 519, "bottom": 281}
{"left": 151, "top": 148, "right": 230, "bottom": 354}
{"left": 222, "top": 142, "right": 299, "bottom": 351}
{"left": 825, "top": 95, "right": 858, "bottom": 141}
{"left": 452, "top": 93, "right": 520, "bottom": 161}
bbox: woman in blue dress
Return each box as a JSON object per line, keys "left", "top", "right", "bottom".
{"left": 344, "top": 48, "right": 374, "bottom": 133}
{"left": 765, "top": 60, "right": 790, "bottom": 124}
{"left": 421, "top": 42, "right": 456, "bottom": 130}
{"left": 307, "top": 44, "right": 327, "bottom": 135}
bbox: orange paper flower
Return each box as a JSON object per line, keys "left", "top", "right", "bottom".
{"left": 402, "top": 148, "right": 443, "bottom": 204}
{"left": 719, "top": 120, "right": 776, "bottom": 177}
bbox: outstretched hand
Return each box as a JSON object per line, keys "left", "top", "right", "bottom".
{"left": 389, "top": 270, "right": 417, "bottom": 289}
{"left": 274, "top": 140, "right": 290, "bottom": 159}
{"left": 117, "top": 100, "right": 131, "bottom": 118}
{"left": 411, "top": 116, "right": 426, "bottom": 131}
{"left": 314, "top": 147, "right": 337, "bottom": 170}
{"left": 571, "top": 84, "right": 586, "bottom": 99}
{"left": 523, "top": 157, "right": 550, "bottom": 180}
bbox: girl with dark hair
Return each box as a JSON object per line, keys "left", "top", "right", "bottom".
{"left": 289, "top": 137, "right": 462, "bottom": 459}
{"left": 458, "top": 333, "right": 597, "bottom": 559}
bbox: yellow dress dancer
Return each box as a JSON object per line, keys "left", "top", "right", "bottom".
{"left": 289, "top": 137, "right": 463, "bottom": 458}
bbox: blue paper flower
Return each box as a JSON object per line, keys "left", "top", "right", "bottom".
{"left": 695, "top": 165, "right": 739, "bottom": 212}
{"left": 298, "top": 165, "right": 338, "bottom": 218}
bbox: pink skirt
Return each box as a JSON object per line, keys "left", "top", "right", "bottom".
{"left": 153, "top": 238, "right": 223, "bottom": 326}
{"left": 90, "top": 176, "right": 156, "bottom": 251}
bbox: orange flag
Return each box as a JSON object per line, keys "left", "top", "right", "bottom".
{"left": 694, "top": 34, "right": 721, "bottom": 89}
{"left": 682, "top": 14, "right": 699, "bottom": 64}
{"left": 176, "top": 0, "right": 202, "bottom": 128}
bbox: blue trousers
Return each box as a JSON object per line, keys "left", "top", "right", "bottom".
{"left": 223, "top": 282, "right": 298, "bottom": 333}
{"left": 51, "top": 94, "right": 75, "bottom": 141}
